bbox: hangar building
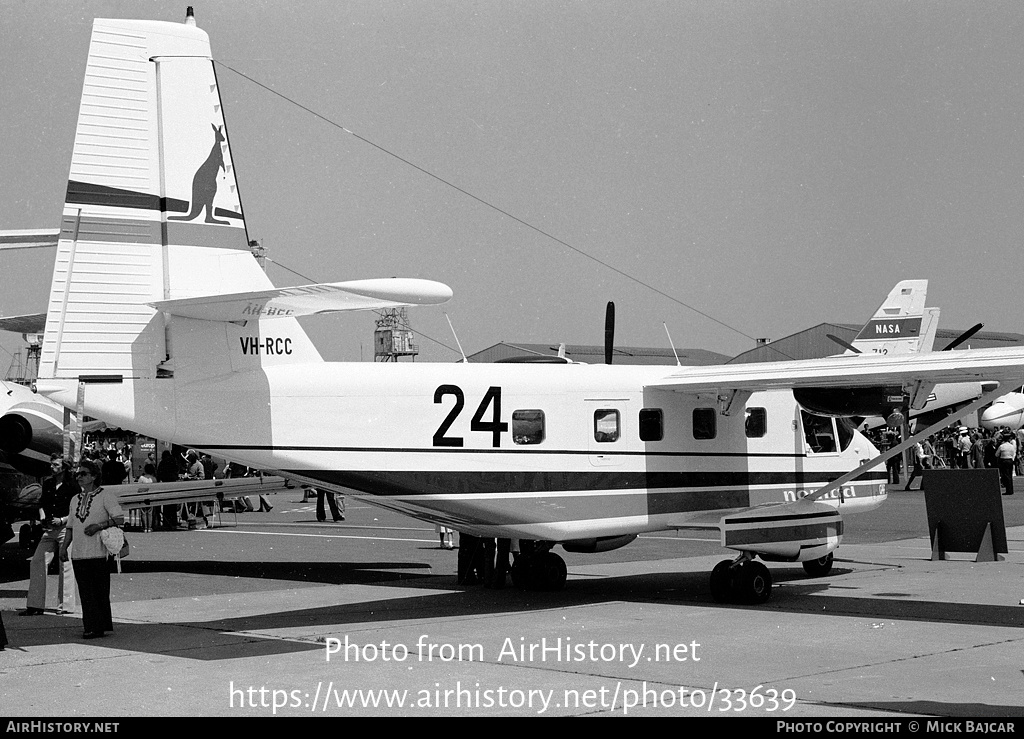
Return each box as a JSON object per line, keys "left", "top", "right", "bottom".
{"left": 471, "top": 328, "right": 1024, "bottom": 366}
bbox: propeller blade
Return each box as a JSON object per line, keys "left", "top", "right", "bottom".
{"left": 826, "top": 333, "right": 861, "bottom": 354}
{"left": 605, "top": 301, "right": 615, "bottom": 365}
{"left": 941, "top": 323, "right": 983, "bottom": 351}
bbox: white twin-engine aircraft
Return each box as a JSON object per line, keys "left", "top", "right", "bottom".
{"left": 31, "top": 15, "right": 1024, "bottom": 604}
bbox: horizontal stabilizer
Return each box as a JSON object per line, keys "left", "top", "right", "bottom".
{"left": 151, "top": 278, "right": 453, "bottom": 322}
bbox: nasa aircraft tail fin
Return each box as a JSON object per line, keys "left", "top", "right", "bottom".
{"left": 846, "top": 279, "right": 935, "bottom": 356}
{"left": 39, "top": 15, "right": 450, "bottom": 385}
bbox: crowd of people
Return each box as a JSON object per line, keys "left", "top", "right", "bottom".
{"left": 866, "top": 423, "right": 1021, "bottom": 495}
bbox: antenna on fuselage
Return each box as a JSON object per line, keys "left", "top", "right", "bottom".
{"left": 663, "top": 323, "right": 682, "bottom": 367}
{"left": 445, "top": 313, "right": 469, "bottom": 363}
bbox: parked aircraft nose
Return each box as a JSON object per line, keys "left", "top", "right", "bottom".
{"left": 980, "top": 397, "right": 1024, "bottom": 430}
{"left": 0, "top": 403, "right": 64, "bottom": 457}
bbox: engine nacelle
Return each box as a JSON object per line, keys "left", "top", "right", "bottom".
{"left": 793, "top": 386, "right": 904, "bottom": 418}
{"left": 0, "top": 404, "right": 65, "bottom": 477}
{"left": 561, "top": 534, "right": 637, "bottom": 554}
{"left": 720, "top": 500, "right": 842, "bottom": 563}
{"left": 0, "top": 413, "right": 34, "bottom": 455}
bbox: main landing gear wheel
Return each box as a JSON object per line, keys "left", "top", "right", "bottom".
{"left": 511, "top": 551, "right": 567, "bottom": 591}
{"left": 736, "top": 561, "right": 772, "bottom": 604}
{"left": 709, "top": 559, "right": 773, "bottom": 604}
{"left": 802, "top": 552, "right": 834, "bottom": 577}
{"left": 709, "top": 560, "right": 735, "bottom": 603}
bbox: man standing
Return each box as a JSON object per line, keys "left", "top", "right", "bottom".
{"left": 311, "top": 486, "right": 344, "bottom": 522}
{"left": 156, "top": 450, "right": 179, "bottom": 529}
{"left": 905, "top": 441, "right": 926, "bottom": 491}
{"left": 956, "top": 428, "right": 972, "bottom": 469}
{"left": 996, "top": 431, "right": 1017, "bottom": 496}
{"left": 101, "top": 449, "right": 127, "bottom": 486}
{"left": 23, "top": 456, "right": 79, "bottom": 615}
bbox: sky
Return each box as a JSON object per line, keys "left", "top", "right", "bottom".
{"left": 1, "top": 0, "right": 1024, "bottom": 371}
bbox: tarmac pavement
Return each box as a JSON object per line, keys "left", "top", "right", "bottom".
{"left": 2, "top": 488, "right": 1023, "bottom": 718}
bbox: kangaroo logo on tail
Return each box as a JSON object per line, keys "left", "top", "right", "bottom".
{"left": 170, "top": 124, "right": 229, "bottom": 224}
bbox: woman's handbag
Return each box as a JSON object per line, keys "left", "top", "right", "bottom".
{"left": 98, "top": 524, "right": 129, "bottom": 572}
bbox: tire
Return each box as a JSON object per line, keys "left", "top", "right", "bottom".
{"left": 710, "top": 560, "right": 734, "bottom": 603}
{"left": 802, "top": 552, "right": 834, "bottom": 577}
{"left": 737, "top": 561, "right": 772, "bottom": 604}
{"left": 535, "top": 551, "right": 567, "bottom": 591}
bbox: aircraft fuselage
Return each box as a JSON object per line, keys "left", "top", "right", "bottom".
{"left": 41, "top": 362, "right": 887, "bottom": 541}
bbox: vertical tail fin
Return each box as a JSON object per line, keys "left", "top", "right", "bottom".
{"left": 40, "top": 17, "right": 320, "bottom": 383}
{"left": 848, "top": 279, "right": 930, "bottom": 356}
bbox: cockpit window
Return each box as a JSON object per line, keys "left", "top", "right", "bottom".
{"left": 836, "top": 417, "right": 856, "bottom": 452}
{"left": 801, "top": 411, "right": 837, "bottom": 454}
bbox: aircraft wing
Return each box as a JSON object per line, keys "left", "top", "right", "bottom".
{"left": 150, "top": 278, "right": 453, "bottom": 322}
{"left": 0, "top": 313, "right": 47, "bottom": 335}
{"left": 646, "top": 346, "right": 1024, "bottom": 394}
{"left": 0, "top": 229, "right": 59, "bottom": 252}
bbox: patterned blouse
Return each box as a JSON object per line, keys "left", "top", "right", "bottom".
{"left": 67, "top": 487, "right": 124, "bottom": 560}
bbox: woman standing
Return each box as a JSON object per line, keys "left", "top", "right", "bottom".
{"left": 60, "top": 459, "right": 124, "bottom": 639}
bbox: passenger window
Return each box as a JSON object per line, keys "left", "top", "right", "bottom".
{"left": 594, "top": 409, "right": 620, "bottom": 442}
{"left": 512, "top": 410, "right": 545, "bottom": 445}
{"left": 745, "top": 407, "right": 766, "bottom": 438}
{"left": 639, "top": 408, "right": 663, "bottom": 441}
{"left": 693, "top": 408, "right": 716, "bottom": 440}
{"left": 801, "top": 411, "right": 837, "bottom": 454}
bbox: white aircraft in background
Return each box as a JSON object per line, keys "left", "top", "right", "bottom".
{"left": 0, "top": 375, "right": 64, "bottom": 536}
{"left": 980, "top": 389, "right": 1024, "bottom": 430}
{"left": 25, "top": 13, "right": 1024, "bottom": 604}
{"left": 0, "top": 379, "right": 64, "bottom": 478}
{"left": 0, "top": 313, "right": 68, "bottom": 476}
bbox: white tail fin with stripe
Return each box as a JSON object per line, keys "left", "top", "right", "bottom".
{"left": 39, "top": 18, "right": 309, "bottom": 382}
{"left": 40, "top": 17, "right": 449, "bottom": 387}
{"left": 848, "top": 279, "right": 932, "bottom": 356}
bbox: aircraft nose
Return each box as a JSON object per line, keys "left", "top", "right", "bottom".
{"left": 980, "top": 402, "right": 1019, "bottom": 429}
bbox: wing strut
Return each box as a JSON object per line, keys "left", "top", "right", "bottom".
{"left": 805, "top": 383, "right": 1010, "bottom": 503}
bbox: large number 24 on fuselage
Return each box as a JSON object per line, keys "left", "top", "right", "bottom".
{"left": 433, "top": 385, "right": 508, "bottom": 447}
